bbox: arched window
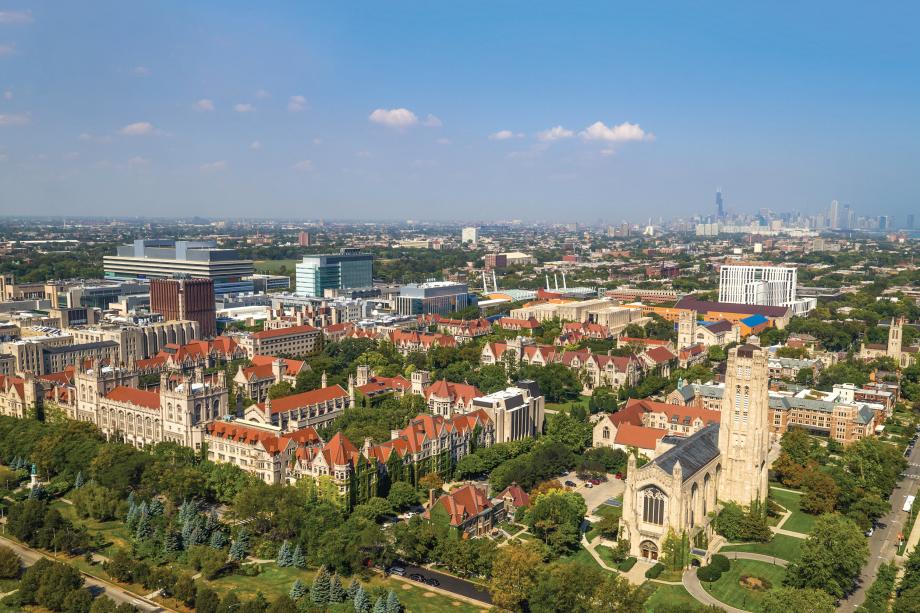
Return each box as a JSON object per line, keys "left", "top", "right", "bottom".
{"left": 642, "top": 486, "right": 666, "bottom": 525}
{"left": 640, "top": 540, "right": 659, "bottom": 560}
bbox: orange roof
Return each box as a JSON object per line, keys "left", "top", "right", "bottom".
{"left": 0, "top": 375, "right": 25, "bottom": 401}
{"left": 624, "top": 397, "right": 721, "bottom": 425}
{"left": 424, "top": 380, "right": 482, "bottom": 405}
{"left": 322, "top": 432, "right": 360, "bottom": 466}
{"left": 498, "top": 483, "right": 531, "bottom": 508}
{"left": 252, "top": 324, "right": 319, "bottom": 340}
{"left": 105, "top": 386, "right": 161, "bottom": 410}
{"left": 356, "top": 375, "right": 410, "bottom": 396}
{"left": 207, "top": 421, "right": 287, "bottom": 454}
{"left": 613, "top": 423, "right": 668, "bottom": 450}
{"left": 250, "top": 355, "right": 307, "bottom": 374}
{"left": 427, "top": 484, "right": 493, "bottom": 526}
{"left": 644, "top": 346, "right": 678, "bottom": 364}
{"left": 499, "top": 317, "right": 540, "bottom": 329}
{"left": 259, "top": 384, "right": 348, "bottom": 414}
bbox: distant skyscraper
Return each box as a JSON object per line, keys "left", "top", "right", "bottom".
{"left": 298, "top": 230, "right": 311, "bottom": 247}
{"left": 828, "top": 200, "right": 839, "bottom": 229}
{"left": 461, "top": 227, "right": 479, "bottom": 245}
{"left": 716, "top": 188, "right": 724, "bottom": 219}
{"left": 907, "top": 214, "right": 915, "bottom": 230}
{"left": 150, "top": 277, "right": 217, "bottom": 338}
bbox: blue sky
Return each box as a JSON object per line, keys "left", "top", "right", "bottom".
{"left": 1, "top": 1, "right": 918, "bottom": 222}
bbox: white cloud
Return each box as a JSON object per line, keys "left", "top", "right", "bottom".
{"left": 489, "top": 129, "right": 523, "bottom": 141}
{"left": 200, "top": 160, "right": 227, "bottom": 172}
{"left": 0, "top": 11, "right": 32, "bottom": 24}
{"left": 234, "top": 103, "right": 254, "bottom": 113}
{"left": 537, "top": 125, "right": 574, "bottom": 141}
{"left": 3, "top": 90, "right": 12, "bottom": 100}
{"left": 0, "top": 44, "right": 16, "bottom": 57}
{"left": 600, "top": 148, "right": 615, "bottom": 156}
{"left": 292, "top": 159, "right": 313, "bottom": 172}
{"left": 249, "top": 140, "right": 262, "bottom": 151}
{"left": 0, "top": 113, "right": 30, "bottom": 126}
{"left": 119, "top": 121, "right": 158, "bottom": 136}
{"left": 436, "top": 138, "right": 451, "bottom": 145}
{"left": 422, "top": 114, "right": 442, "bottom": 128}
{"left": 579, "top": 121, "right": 653, "bottom": 142}
{"left": 194, "top": 99, "right": 215, "bottom": 112}
{"left": 368, "top": 108, "right": 418, "bottom": 128}
{"left": 255, "top": 89, "right": 271, "bottom": 99}
{"left": 288, "top": 95, "right": 307, "bottom": 112}
{"left": 132, "top": 66, "right": 150, "bottom": 76}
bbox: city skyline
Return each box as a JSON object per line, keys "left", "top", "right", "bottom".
{"left": 1, "top": 2, "right": 919, "bottom": 221}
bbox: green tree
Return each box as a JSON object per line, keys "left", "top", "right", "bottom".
{"left": 311, "top": 566, "right": 331, "bottom": 605}
{"left": 386, "top": 590, "right": 402, "bottom": 613}
{"left": 489, "top": 542, "right": 544, "bottom": 612}
{"left": 800, "top": 470, "right": 839, "bottom": 515}
{"left": 758, "top": 587, "right": 835, "bottom": 613}
{"left": 387, "top": 480, "right": 418, "bottom": 511}
{"left": 524, "top": 490, "right": 587, "bottom": 557}
{"left": 195, "top": 583, "right": 221, "bottom": 613}
{"left": 545, "top": 411, "right": 592, "bottom": 453}
{"left": 785, "top": 514, "right": 868, "bottom": 599}
{"left": 0, "top": 545, "right": 21, "bottom": 578}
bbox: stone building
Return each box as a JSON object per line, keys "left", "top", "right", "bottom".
{"left": 619, "top": 345, "right": 771, "bottom": 564}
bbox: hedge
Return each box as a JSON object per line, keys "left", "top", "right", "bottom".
{"left": 617, "top": 557, "right": 637, "bottom": 572}
{"left": 644, "top": 562, "right": 664, "bottom": 579}
{"left": 710, "top": 554, "right": 730, "bottom": 573}
{"left": 696, "top": 564, "right": 723, "bottom": 582}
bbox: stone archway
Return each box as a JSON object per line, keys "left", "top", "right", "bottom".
{"left": 640, "top": 540, "right": 659, "bottom": 561}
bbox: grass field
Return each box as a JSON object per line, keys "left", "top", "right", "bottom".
{"left": 560, "top": 546, "right": 606, "bottom": 572}
{"left": 586, "top": 504, "right": 622, "bottom": 542}
{"left": 254, "top": 259, "right": 299, "bottom": 275}
{"left": 50, "top": 500, "right": 133, "bottom": 555}
{"left": 643, "top": 583, "right": 699, "bottom": 612}
{"left": 770, "top": 487, "right": 816, "bottom": 534}
{"left": 701, "top": 559, "right": 786, "bottom": 611}
{"left": 545, "top": 395, "right": 592, "bottom": 414}
{"left": 720, "top": 534, "right": 804, "bottom": 562}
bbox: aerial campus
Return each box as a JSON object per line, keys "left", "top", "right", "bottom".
{"left": 2, "top": 3, "right": 920, "bottom": 613}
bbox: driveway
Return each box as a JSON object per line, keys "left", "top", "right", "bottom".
{"left": 560, "top": 471, "right": 625, "bottom": 513}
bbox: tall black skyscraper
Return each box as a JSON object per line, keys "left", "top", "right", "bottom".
{"left": 716, "top": 188, "right": 724, "bottom": 219}
{"left": 908, "top": 214, "right": 916, "bottom": 230}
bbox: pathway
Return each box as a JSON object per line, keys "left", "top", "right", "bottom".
{"left": 682, "top": 552, "right": 788, "bottom": 613}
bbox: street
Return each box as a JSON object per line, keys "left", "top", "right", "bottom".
{"left": 0, "top": 535, "right": 169, "bottom": 612}
{"left": 391, "top": 562, "right": 492, "bottom": 604}
{"left": 840, "top": 440, "right": 920, "bottom": 611}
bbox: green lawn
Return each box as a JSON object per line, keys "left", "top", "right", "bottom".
{"left": 50, "top": 500, "right": 133, "bottom": 555}
{"left": 595, "top": 545, "right": 620, "bottom": 567}
{"left": 644, "top": 584, "right": 700, "bottom": 612}
{"left": 770, "top": 487, "right": 816, "bottom": 535}
{"left": 560, "top": 546, "right": 606, "bottom": 572}
{"left": 701, "top": 559, "right": 787, "bottom": 611}
{"left": 720, "top": 534, "right": 804, "bottom": 562}
{"left": 545, "top": 395, "right": 591, "bottom": 414}
{"left": 254, "top": 259, "right": 299, "bottom": 275}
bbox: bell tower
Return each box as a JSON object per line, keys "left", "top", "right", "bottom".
{"left": 888, "top": 317, "right": 904, "bottom": 362}
{"left": 717, "top": 344, "right": 770, "bottom": 506}
{"left": 677, "top": 309, "right": 696, "bottom": 349}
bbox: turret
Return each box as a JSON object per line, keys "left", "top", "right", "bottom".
{"left": 321, "top": 370, "right": 328, "bottom": 388}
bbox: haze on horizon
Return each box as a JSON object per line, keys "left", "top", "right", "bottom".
{"left": 1, "top": 1, "right": 918, "bottom": 222}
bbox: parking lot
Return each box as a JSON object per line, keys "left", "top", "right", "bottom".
{"left": 559, "top": 470, "right": 625, "bottom": 513}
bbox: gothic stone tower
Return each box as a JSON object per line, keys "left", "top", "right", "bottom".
{"left": 717, "top": 344, "right": 770, "bottom": 507}
{"left": 677, "top": 309, "right": 696, "bottom": 350}
{"left": 888, "top": 317, "right": 905, "bottom": 361}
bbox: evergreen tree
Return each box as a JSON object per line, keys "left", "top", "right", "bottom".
{"left": 385, "top": 590, "right": 402, "bottom": 613}
{"left": 73, "top": 471, "right": 84, "bottom": 489}
{"left": 347, "top": 578, "right": 360, "bottom": 599}
{"left": 29, "top": 483, "right": 46, "bottom": 500}
{"left": 290, "top": 544, "right": 306, "bottom": 569}
{"left": 353, "top": 585, "right": 371, "bottom": 613}
{"left": 329, "top": 573, "right": 346, "bottom": 602}
{"left": 181, "top": 514, "right": 197, "bottom": 545}
{"left": 229, "top": 529, "right": 249, "bottom": 561}
{"left": 163, "top": 530, "right": 181, "bottom": 556}
{"left": 310, "top": 566, "right": 331, "bottom": 605}
{"left": 127, "top": 491, "right": 136, "bottom": 507}
{"left": 148, "top": 499, "right": 164, "bottom": 517}
{"left": 373, "top": 596, "right": 387, "bottom": 613}
{"left": 189, "top": 522, "right": 207, "bottom": 546}
{"left": 209, "top": 530, "right": 228, "bottom": 549}
{"left": 135, "top": 509, "right": 152, "bottom": 540}
{"left": 289, "top": 579, "right": 308, "bottom": 600}
{"left": 276, "top": 540, "right": 292, "bottom": 567}
{"left": 125, "top": 503, "right": 139, "bottom": 531}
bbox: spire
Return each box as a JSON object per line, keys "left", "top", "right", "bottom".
{"left": 321, "top": 370, "right": 328, "bottom": 388}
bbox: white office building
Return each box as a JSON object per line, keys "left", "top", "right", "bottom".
{"left": 718, "top": 264, "right": 815, "bottom": 315}
{"left": 461, "top": 227, "right": 479, "bottom": 245}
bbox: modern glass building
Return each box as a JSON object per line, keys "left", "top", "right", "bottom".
{"left": 295, "top": 249, "right": 374, "bottom": 297}
{"left": 396, "top": 281, "right": 477, "bottom": 316}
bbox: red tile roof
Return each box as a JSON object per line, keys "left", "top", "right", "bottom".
{"left": 250, "top": 355, "right": 307, "bottom": 374}
{"left": 498, "top": 483, "right": 531, "bottom": 508}
{"left": 613, "top": 423, "right": 668, "bottom": 450}
{"left": 644, "top": 346, "right": 678, "bottom": 364}
{"left": 105, "top": 386, "right": 161, "bottom": 410}
{"left": 259, "top": 384, "right": 348, "bottom": 414}
{"left": 427, "top": 484, "right": 493, "bottom": 526}
{"left": 424, "top": 380, "right": 482, "bottom": 405}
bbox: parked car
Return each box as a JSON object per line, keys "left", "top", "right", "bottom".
{"left": 865, "top": 527, "right": 875, "bottom": 537}
{"left": 614, "top": 473, "right": 624, "bottom": 480}
{"left": 585, "top": 483, "right": 593, "bottom": 488}
{"left": 425, "top": 578, "right": 441, "bottom": 587}
{"left": 409, "top": 573, "right": 425, "bottom": 582}
{"left": 389, "top": 566, "right": 406, "bottom": 576}
{"left": 564, "top": 480, "right": 577, "bottom": 488}
{"left": 589, "top": 478, "right": 602, "bottom": 485}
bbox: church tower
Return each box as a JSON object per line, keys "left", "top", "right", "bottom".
{"left": 677, "top": 309, "right": 696, "bottom": 350}
{"left": 717, "top": 344, "right": 770, "bottom": 507}
{"left": 888, "top": 317, "right": 904, "bottom": 361}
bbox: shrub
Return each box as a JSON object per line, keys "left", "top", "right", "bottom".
{"left": 710, "top": 554, "right": 730, "bottom": 573}
{"left": 617, "top": 557, "right": 637, "bottom": 572}
{"left": 697, "top": 564, "right": 723, "bottom": 582}
{"left": 645, "top": 562, "right": 664, "bottom": 579}
{"left": 0, "top": 546, "right": 21, "bottom": 579}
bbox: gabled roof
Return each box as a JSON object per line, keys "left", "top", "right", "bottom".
{"left": 426, "top": 484, "right": 493, "bottom": 526}
{"left": 206, "top": 421, "right": 288, "bottom": 454}
{"left": 105, "top": 386, "right": 161, "bottom": 410}
{"left": 356, "top": 375, "right": 411, "bottom": 396}
{"left": 497, "top": 483, "right": 531, "bottom": 508}
{"left": 322, "top": 432, "right": 361, "bottom": 467}
{"left": 259, "top": 384, "right": 348, "bottom": 414}
{"left": 702, "top": 320, "right": 734, "bottom": 334}
{"left": 424, "top": 379, "right": 482, "bottom": 405}
{"left": 624, "top": 397, "right": 721, "bottom": 426}
{"left": 650, "top": 423, "right": 720, "bottom": 482}
{"left": 614, "top": 423, "right": 668, "bottom": 450}
{"left": 0, "top": 374, "right": 25, "bottom": 401}
{"left": 644, "top": 346, "right": 678, "bottom": 364}
{"left": 250, "top": 355, "right": 307, "bottom": 374}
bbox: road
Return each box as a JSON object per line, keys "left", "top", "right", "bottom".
{"left": 0, "top": 535, "right": 169, "bottom": 612}
{"left": 393, "top": 562, "right": 492, "bottom": 604}
{"left": 840, "top": 439, "right": 920, "bottom": 612}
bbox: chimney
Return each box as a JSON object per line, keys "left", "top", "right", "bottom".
{"left": 264, "top": 396, "right": 273, "bottom": 421}
{"left": 428, "top": 487, "right": 437, "bottom": 509}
